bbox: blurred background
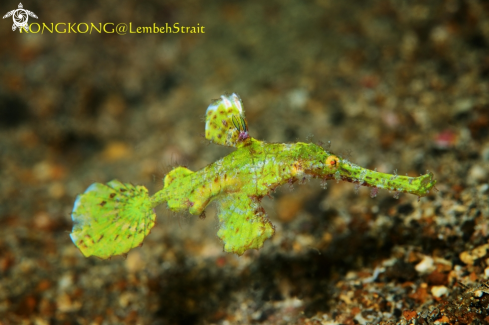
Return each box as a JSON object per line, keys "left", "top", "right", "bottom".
{"left": 1, "top": 0, "right": 489, "bottom": 324}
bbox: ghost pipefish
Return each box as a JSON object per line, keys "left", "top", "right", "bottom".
{"left": 70, "top": 93, "right": 436, "bottom": 259}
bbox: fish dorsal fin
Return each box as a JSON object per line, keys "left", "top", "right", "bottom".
{"left": 205, "top": 93, "right": 250, "bottom": 148}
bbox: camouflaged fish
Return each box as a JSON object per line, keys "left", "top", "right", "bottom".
{"left": 70, "top": 93, "right": 436, "bottom": 259}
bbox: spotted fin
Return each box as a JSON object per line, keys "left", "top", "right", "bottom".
{"left": 216, "top": 193, "right": 274, "bottom": 255}
{"left": 205, "top": 93, "right": 249, "bottom": 147}
{"left": 163, "top": 166, "right": 194, "bottom": 189}
{"left": 70, "top": 180, "right": 156, "bottom": 259}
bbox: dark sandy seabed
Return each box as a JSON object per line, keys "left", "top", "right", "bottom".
{"left": 1, "top": 0, "right": 489, "bottom": 324}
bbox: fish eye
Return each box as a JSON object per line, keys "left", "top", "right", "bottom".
{"left": 325, "top": 156, "right": 339, "bottom": 167}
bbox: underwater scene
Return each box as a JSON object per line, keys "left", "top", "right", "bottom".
{"left": 1, "top": 0, "right": 488, "bottom": 324}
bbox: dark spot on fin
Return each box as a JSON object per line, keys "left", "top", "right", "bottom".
{"left": 85, "top": 235, "right": 95, "bottom": 244}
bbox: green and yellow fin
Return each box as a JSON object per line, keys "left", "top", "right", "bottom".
{"left": 216, "top": 193, "right": 274, "bottom": 255}
{"left": 163, "top": 166, "right": 194, "bottom": 189}
{"left": 205, "top": 93, "right": 249, "bottom": 147}
{"left": 70, "top": 180, "right": 156, "bottom": 259}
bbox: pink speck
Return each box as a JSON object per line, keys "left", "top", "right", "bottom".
{"left": 238, "top": 131, "right": 249, "bottom": 142}
{"left": 382, "top": 111, "right": 400, "bottom": 128}
{"left": 434, "top": 130, "right": 457, "bottom": 148}
{"left": 360, "top": 75, "right": 379, "bottom": 89}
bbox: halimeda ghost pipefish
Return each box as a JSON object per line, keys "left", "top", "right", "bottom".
{"left": 70, "top": 93, "right": 436, "bottom": 258}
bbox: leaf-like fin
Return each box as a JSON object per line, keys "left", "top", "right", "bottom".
{"left": 163, "top": 166, "right": 193, "bottom": 189}
{"left": 70, "top": 180, "right": 156, "bottom": 259}
{"left": 205, "top": 93, "right": 248, "bottom": 147}
{"left": 216, "top": 194, "right": 274, "bottom": 255}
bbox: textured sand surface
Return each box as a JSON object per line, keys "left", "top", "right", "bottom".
{"left": 1, "top": 1, "right": 489, "bottom": 324}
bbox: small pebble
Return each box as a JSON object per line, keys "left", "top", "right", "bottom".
{"left": 454, "top": 98, "right": 473, "bottom": 114}
{"left": 434, "top": 316, "right": 450, "bottom": 324}
{"left": 33, "top": 212, "right": 54, "bottom": 231}
{"left": 474, "top": 290, "right": 484, "bottom": 298}
{"left": 287, "top": 88, "right": 308, "bottom": 110}
{"left": 125, "top": 251, "right": 146, "bottom": 273}
{"left": 479, "top": 184, "right": 489, "bottom": 194}
{"left": 431, "top": 285, "right": 448, "bottom": 298}
{"left": 56, "top": 293, "right": 81, "bottom": 313}
{"left": 460, "top": 244, "right": 489, "bottom": 265}
{"left": 119, "top": 292, "right": 135, "bottom": 308}
{"left": 467, "top": 165, "right": 488, "bottom": 184}
{"left": 415, "top": 256, "right": 435, "bottom": 274}
{"left": 58, "top": 273, "right": 74, "bottom": 292}
{"left": 102, "top": 141, "right": 131, "bottom": 161}
{"left": 481, "top": 144, "right": 489, "bottom": 161}
{"left": 49, "top": 182, "right": 65, "bottom": 199}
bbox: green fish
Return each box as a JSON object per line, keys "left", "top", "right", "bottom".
{"left": 70, "top": 93, "right": 436, "bottom": 259}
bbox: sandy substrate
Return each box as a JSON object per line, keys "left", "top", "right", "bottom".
{"left": 1, "top": 0, "right": 489, "bottom": 324}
